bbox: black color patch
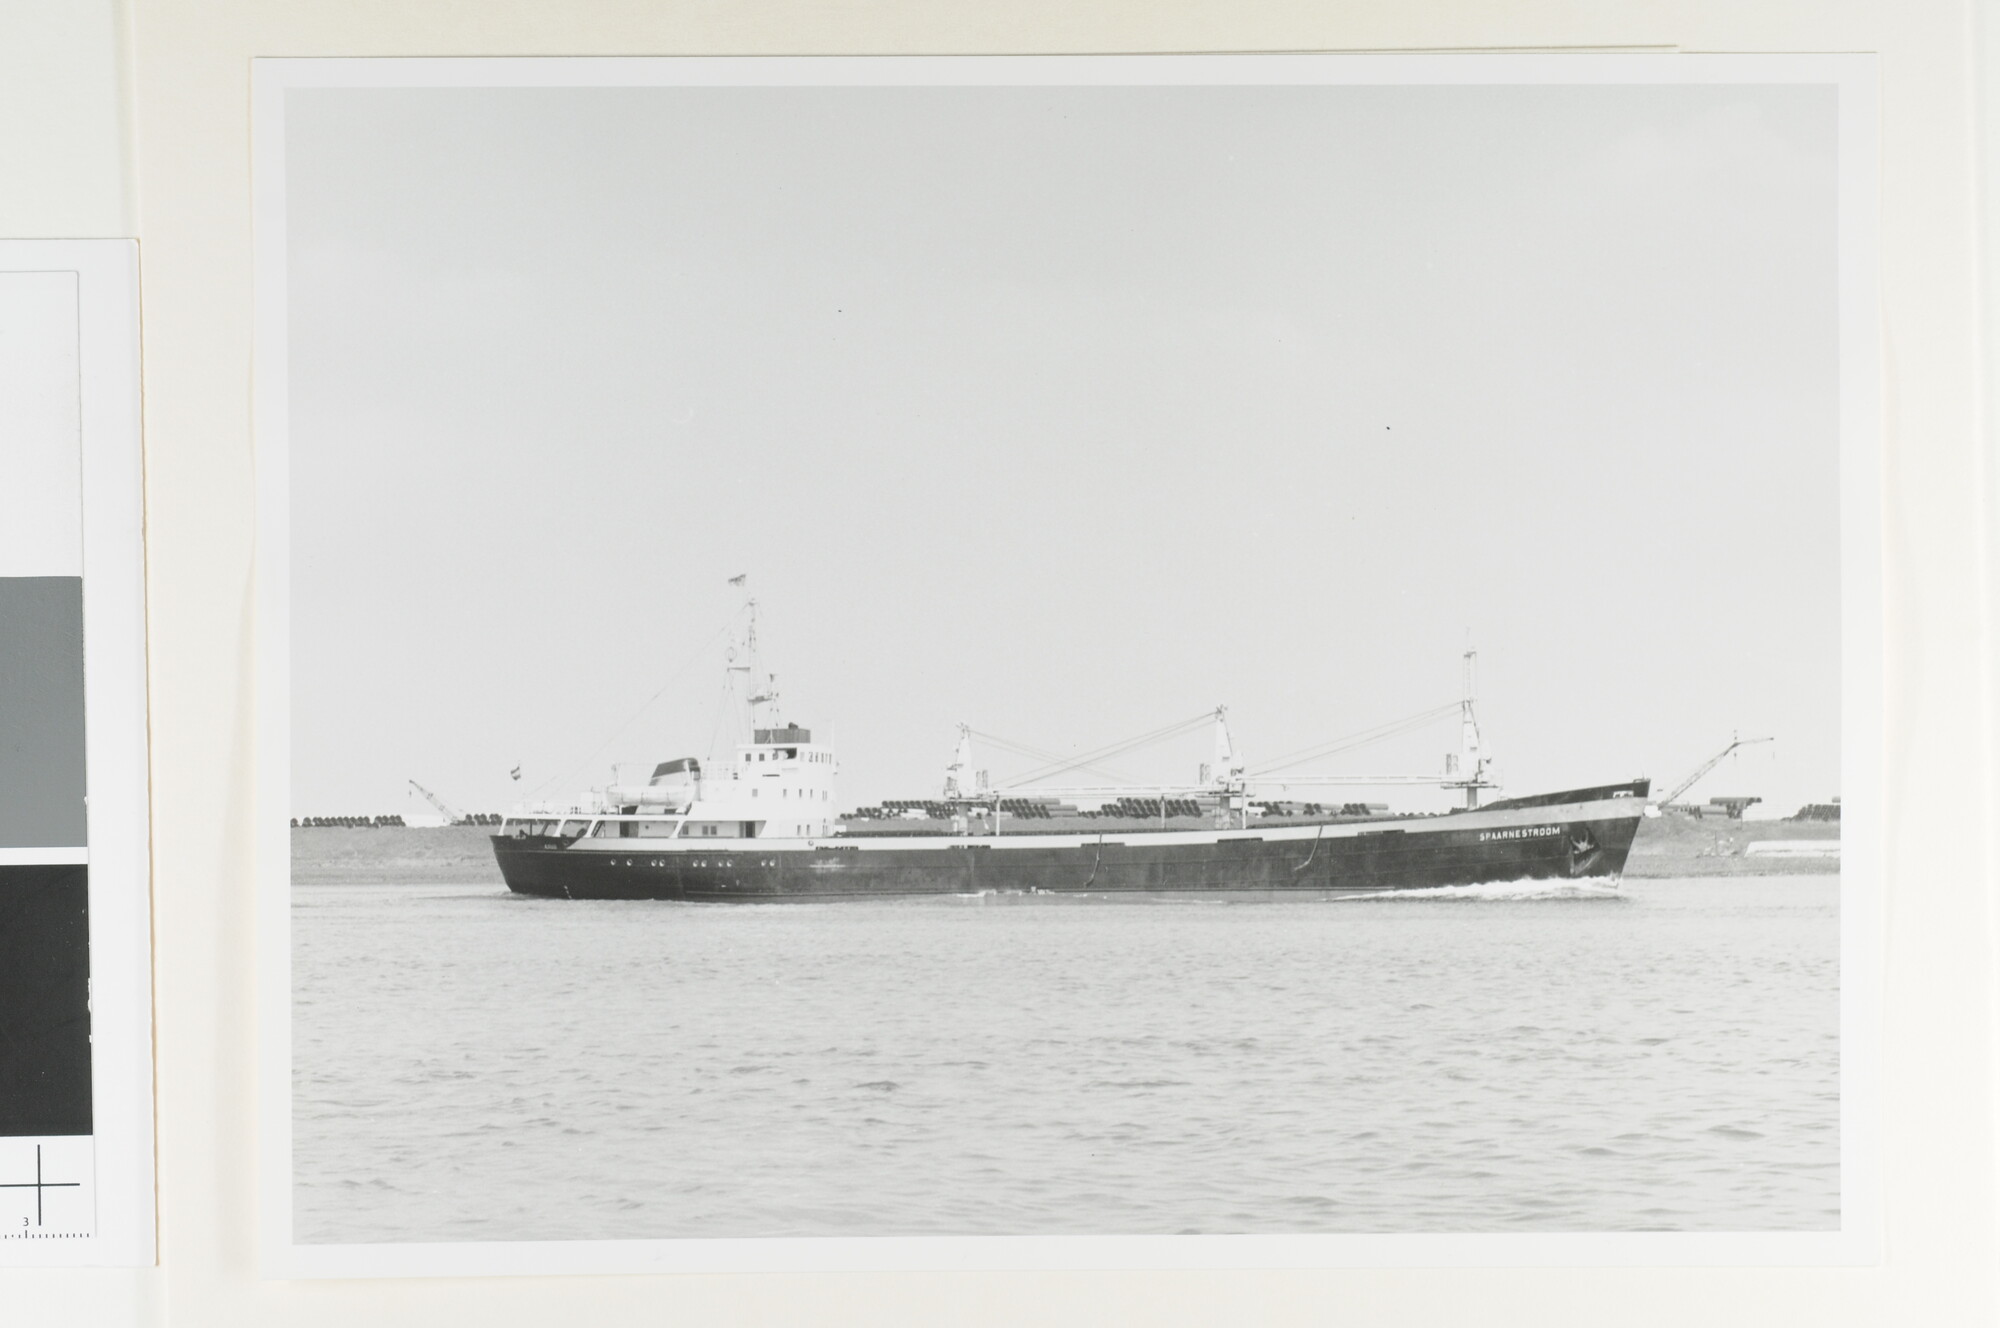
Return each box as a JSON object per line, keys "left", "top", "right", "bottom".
{"left": 0, "top": 864, "right": 92, "bottom": 1136}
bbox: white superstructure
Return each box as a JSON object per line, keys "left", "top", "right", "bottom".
{"left": 503, "top": 581, "right": 839, "bottom": 845}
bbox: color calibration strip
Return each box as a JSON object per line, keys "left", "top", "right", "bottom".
{"left": 0, "top": 268, "right": 97, "bottom": 1240}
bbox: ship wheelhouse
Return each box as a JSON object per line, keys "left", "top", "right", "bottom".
{"left": 500, "top": 722, "right": 841, "bottom": 845}
{"left": 696, "top": 722, "right": 840, "bottom": 840}
{"left": 498, "top": 581, "right": 842, "bottom": 845}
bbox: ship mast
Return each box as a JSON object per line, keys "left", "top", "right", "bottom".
{"left": 744, "top": 593, "right": 779, "bottom": 731}
{"left": 942, "top": 723, "right": 995, "bottom": 834}
{"left": 1442, "top": 648, "right": 1496, "bottom": 809}
{"left": 943, "top": 724, "right": 979, "bottom": 799}
{"left": 1206, "top": 706, "right": 1250, "bottom": 829}
{"left": 721, "top": 574, "right": 781, "bottom": 749}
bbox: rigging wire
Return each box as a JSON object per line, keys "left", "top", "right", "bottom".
{"left": 528, "top": 621, "right": 733, "bottom": 800}
{"left": 968, "top": 728, "right": 1141, "bottom": 787}
{"left": 1246, "top": 701, "right": 1462, "bottom": 778}
{"left": 986, "top": 710, "right": 1215, "bottom": 787}
{"left": 1005, "top": 713, "right": 1211, "bottom": 787}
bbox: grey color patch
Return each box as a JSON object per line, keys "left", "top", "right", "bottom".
{"left": 0, "top": 577, "right": 86, "bottom": 848}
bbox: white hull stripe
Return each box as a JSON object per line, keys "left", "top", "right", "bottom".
{"left": 545, "top": 797, "right": 1644, "bottom": 856}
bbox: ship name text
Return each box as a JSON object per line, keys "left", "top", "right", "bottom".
{"left": 1478, "top": 825, "right": 1563, "bottom": 842}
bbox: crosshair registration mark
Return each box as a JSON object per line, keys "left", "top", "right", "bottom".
{"left": 0, "top": 1146, "right": 79, "bottom": 1227}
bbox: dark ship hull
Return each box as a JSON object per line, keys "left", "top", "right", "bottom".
{"left": 493, "top": 780, "right": 1649, "bottom": 902}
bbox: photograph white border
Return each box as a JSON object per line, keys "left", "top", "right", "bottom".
{"left": 0, "top": 239, "right": 159, "bottom": 1269}
{"left": 251, "top": 53, "right": 1882, "bottom": 1279}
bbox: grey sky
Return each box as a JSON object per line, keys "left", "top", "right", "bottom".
{"left": 285, "top": 80, "right": 1840, "bottom": 817}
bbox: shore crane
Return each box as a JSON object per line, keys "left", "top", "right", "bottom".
{"left": 407, "top": 779, "right": 469, "bottom": 826}
{"left": 1658, "top": 734, "right": 1773, "bottom": 812}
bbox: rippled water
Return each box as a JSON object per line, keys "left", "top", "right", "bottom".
{"left": 292, "top": 877, "right": 1838, "bottom": 1242}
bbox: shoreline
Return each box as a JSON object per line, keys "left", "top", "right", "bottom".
{"left": 289, "top": 816, "right": 1840, "bottom": 886}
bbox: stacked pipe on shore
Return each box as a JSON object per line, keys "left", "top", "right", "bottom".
{"left": 291, "top": 812, "right": 505, "bottom": 828}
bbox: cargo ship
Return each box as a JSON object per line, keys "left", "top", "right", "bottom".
{"left": 493, "top": 586, "right": 1649, "bottom": 901}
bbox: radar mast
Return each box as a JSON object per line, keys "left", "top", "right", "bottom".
{"left": 721, "top": 574, "right": 782, "bottom": 750}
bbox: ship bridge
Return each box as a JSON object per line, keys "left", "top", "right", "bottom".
{"left": 720, "top": 722, "right": 839, "bottom": 836}
{"left": 499, "top": 580, "right": 843, "bottom": 843}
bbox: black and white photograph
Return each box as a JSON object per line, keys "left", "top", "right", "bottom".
{"left": 256, "top": 56, "right": 1880, "bottom": 1274}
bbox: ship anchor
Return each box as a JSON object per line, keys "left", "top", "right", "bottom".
{"left": 1567, "top": 827, "right": 1602, "bottom": 876}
